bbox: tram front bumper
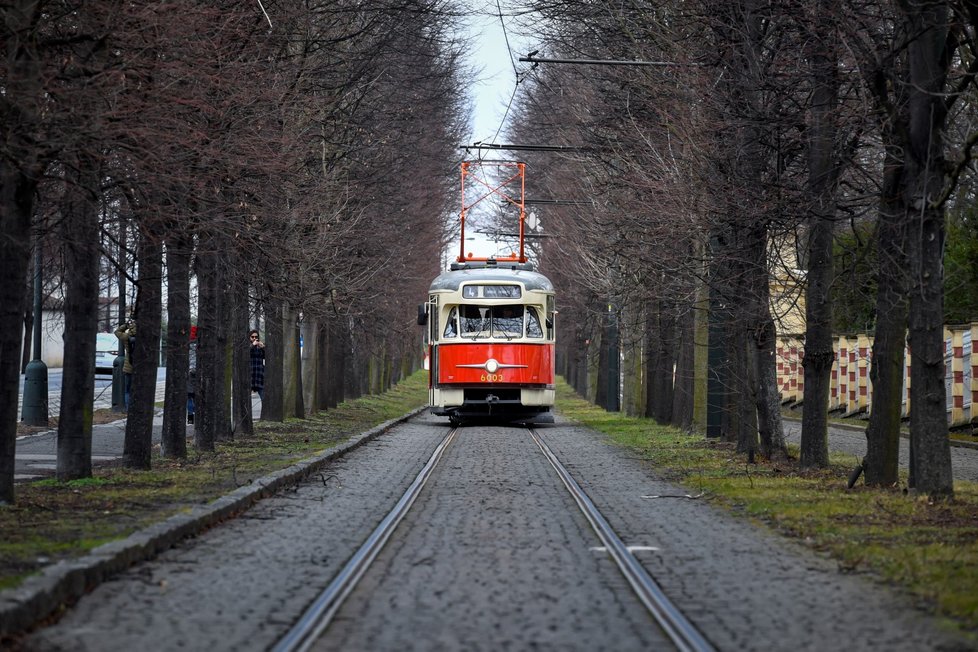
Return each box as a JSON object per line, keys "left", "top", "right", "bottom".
{"left": 432, "top": 387, "right": 465, "bottom": 408}
{"left": 430, "top": 386, "right": 554, "bottom": 416}
{"left": 520, "top": 388, "right": 554, "bottom": 406}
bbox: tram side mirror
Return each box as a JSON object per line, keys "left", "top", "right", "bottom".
{"left": 417, "top": 304, "right": 428, "bottom": 326}
{"left": 546, "top": 317, "right": 553, "bottom": 329}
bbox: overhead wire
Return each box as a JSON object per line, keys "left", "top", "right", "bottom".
{"left": 482, "top": 0, "right": 536, "bottom": 159}
{"left": 497, "top": 0, "right": 519, "bottom": 79}
{"left": 466, "top": 1, "right": 540, "bottom": 258}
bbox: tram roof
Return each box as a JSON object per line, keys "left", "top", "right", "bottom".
{"left": 429, "top": 261, "right": 554, "bottom": 293}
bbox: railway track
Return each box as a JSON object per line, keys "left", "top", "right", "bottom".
{"left": 273, "top": 425, "right": 714, "bottom": 652}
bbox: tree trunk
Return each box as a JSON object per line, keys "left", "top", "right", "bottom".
{"left": 800, "top": 0, "right": 840, "bottom": 468}
{"left": 754, "top": 312, "right": 788, "bottom": 460}
{"left": 596, "top": 323, "right": 609, "bottom": 410}
{"left": 316, "top": 321, "right": 331, "bottom": 412}
{"left": 671, "top": 302, "right": 695, "bottom": 430}
{"left": 574, "top": 330, "right": 589, "bottom": 397}
{"left": 596, "top": 304, "right": 618, "bottom": 411}
{"left": 161, "top": 232, "right": 190, "bottom": 458}
{"left": 713, "top": 228, "right": 753, "bottom": 450}
{"left": 195, "top": 236, "right": 219, "bottom": 451}
{"left": 292, "top": 310, "right": 305, "bottom": 419}
{"left": 330, "top": 318, "right": 348, "bottom": 406}
{"left": 865, "top": 148, "right": 909, "bottom": 486}
{"left": 732, "top": 324, "right": 757, "bottom": 455}
{"left": 706, "top": 281, "right": 728, "bottom": 439}
{"left": 322, "top": 317, "right": 340, "bottom": 409}
{"left": 901, "top": 3, "right": 953, "bottom": 498}
{"left": 0, "top": 3, "right": 44, "bottom": 502}
{"left": 123, "top": 223, "right": 163, "bottom": 470}
{"left": 300, "top": 320, "right": 317, "bottom": 415}
{"left": 263, "top": 297, "right": 285, "bottom": 421}
{"left": 646, "top": 297, "right": 676, "bottom": 424}
{"left": 215, "top": 248, "right": 231, "bottom": 441}
{"left": 0, "top": 188, "right": 34, "bottom": 500}
{"left": 232, "top": 272, "right": 253, "bottom": 436}
{"left": 657, "top": 302, "right": 676, "bottom": 423}
{"left": 907, "top": 196, "right": 952, "bottom": 496}
{"left": 21, "top": 284, "right": 33, "bottom": 374}
{"left": 748, "top": 223, "right": 787, "bottom": 459}
{"left": 57, "top": 159, "right": 100, "bottom": 480}
{"left": 346, "top": 328, "right": 363, "bottom": 401}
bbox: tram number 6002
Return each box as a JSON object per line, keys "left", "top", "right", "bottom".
{"left": 481, "top": 373, "right": 505, "bottom": 382}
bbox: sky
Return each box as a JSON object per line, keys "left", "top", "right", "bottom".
{"left": 457, "top": 4, "right": 535, "bottom": 258}
{"left": 463, "top": 5, "right": 527, "bottom": 145}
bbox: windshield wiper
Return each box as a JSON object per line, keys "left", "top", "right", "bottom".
{"left": 472, "top": 319, "right": 489, "bottom": 340}
{"left": 493, "top": 321, "right": 514, "bottom": 340}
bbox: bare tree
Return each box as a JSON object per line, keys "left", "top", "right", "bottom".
{"left": 0, "top": 2, "right": 54, "bottom": 503}
{"left": 847, "top": 0, "right": 978, "bottom": 496}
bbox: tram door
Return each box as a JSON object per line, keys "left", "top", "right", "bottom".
{"left": 426, "top": 295, "right": 438, "bottom": 406}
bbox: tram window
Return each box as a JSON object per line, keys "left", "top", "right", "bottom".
{"left": 460, "top": 305, "right": 488, "bottom": 335}
{"left": 443, "top": 307, "right": 458, "bottom": 338}
{"left": 491, "top": 305, "right": 524, "bottom": 338}
{"left": 526, "top": 307, "right": 543, "bottom": 338}
{"left": 546, "top": 295, "right": 555, "bottom": 340}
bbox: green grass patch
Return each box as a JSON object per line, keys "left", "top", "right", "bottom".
{"left": 556, "top": 380, "right": 978, "bottom": 634}
{"left": 0, "top": 371, "right": 428, "bottom": 594}
{"left": 34, "top": 476, "right": 117, "bottom": 489}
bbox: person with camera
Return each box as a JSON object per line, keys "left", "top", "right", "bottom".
{"left": 114, "top": 317, "right": 137, "bottom": 409}
{"left": 249, "top": 329, "right": 265, "bottom": 401}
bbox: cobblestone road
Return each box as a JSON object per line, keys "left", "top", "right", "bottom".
{"left": 318, "top": 425, "right": 668, "bottom": 651}
{"left": 541, "top": 418, "right": 970, "bottom": 651}
{"left": 23, "top": 417, "right": 449, "bottom": 652}
{"left": 21, "top": 415, "right": 974, "bottom": 651}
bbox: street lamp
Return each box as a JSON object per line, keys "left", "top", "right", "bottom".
{"left": 21, "top": 242, "right": 48, "bottom": 426}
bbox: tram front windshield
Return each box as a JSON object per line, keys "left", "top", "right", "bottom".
{"left": 453, "top": 305, "right": 525, "bottom": 339}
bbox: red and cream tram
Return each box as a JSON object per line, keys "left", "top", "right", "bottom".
{"left": 421, "top": 260, "right": 555, "bottom": 424}
{"left": 419, "top": 160, "right": 556, "bottom": 425}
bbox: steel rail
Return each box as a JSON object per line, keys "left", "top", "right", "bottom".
{"left": 528, "top": 429, "right": 715, "bottom": 652}
{"left": 272, "top": 427, "right": 460, "bottom": 652}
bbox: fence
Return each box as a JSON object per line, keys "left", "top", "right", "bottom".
{"left": 776, "top": 323, "right": 977, "bottom": 427}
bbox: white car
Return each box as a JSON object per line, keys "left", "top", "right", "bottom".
{"left": 95, "top": 333, "right": 118, "bottom": 374}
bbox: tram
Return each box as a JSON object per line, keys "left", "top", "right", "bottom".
{"left": 419, "top": 161, "right": 556, "bottom": 425}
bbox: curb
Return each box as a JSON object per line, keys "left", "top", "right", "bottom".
{"left": 0, "top": 405, "right": 429, "bottom": 637}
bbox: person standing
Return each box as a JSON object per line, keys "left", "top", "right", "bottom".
{"left": 249, "top": 329, "right": 265, "bottom": 400}
{"left": 114, "top": 318, "right": 136, "bottom": 409}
